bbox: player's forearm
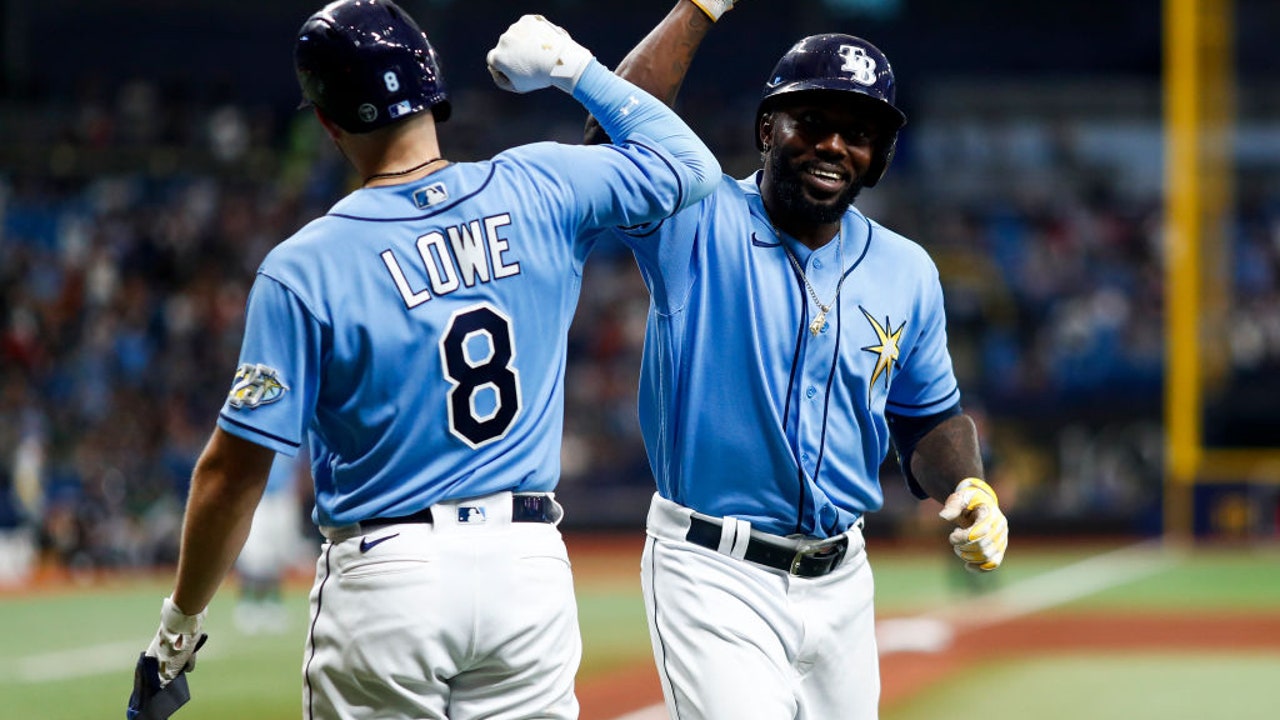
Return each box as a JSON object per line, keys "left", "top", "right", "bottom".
{"left": 171, "top": 430, "right": 275, "bottom": 614}
{"left": 585, "top": 0, "right": 714, "bottom": 145}
{"left": 908, "top": 413, "right": 985, "bottom": 504}
{"left": 617, "top": 1, "right": 715, "bottom": 106}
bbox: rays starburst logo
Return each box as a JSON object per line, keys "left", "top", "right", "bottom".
{"left": 860, "top": 307, "right": 905, "bottom": 405}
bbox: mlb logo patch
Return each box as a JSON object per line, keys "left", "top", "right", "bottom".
{"left": 457, "top": 506, "right": 486, "bottom": 524}
{"left": 388, "top": 99, "right": 413, "bottom": 119}
{"left": 413, "top": 182, "right": 449, "bottom": 208}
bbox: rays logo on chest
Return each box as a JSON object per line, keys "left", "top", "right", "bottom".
{"left": 859, "top": 307, "right": 905, "bottom": 405}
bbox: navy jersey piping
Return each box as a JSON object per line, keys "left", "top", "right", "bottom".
{"left": 327, "top": 165, "right": 494, "bottom": 222}
{"left": 812, "top": 212, "right": 873, "bottom": 534}
{"left": 303, "top": 544, "right": 332, "bottom": 720}
{"left": 648, "top": 536, "right": 685, "bottom": 719}
{"left": 616, "top": 218, "right": 664, "bottom": 238}
{"left": 623, "top": 139, "right": 686, "bottom": 219}
{"left": 218, "top": 413, "right": 302, "bottom": 450}
{"left": 810, "top": 299, "right": 842, "bottom": 535}
{"left": 751, "top": 231, "right": 780, "bottom": 248}
{"left": 886, "top": 385, "right": 961, "bottom": 411}
{"left": 781, "top": 213, "right": 875, "bottom": 535}
{"left": 220, "top": 273, "right": 325, "bottom": 453}
{"left": 781, "top": 251, "right": 808, "bottom": 530}
{"left": 579, "top": 140, "right": 694, "bottom": 238}
{"left": 844, "top": 213, "right": 874, "bottom": 278}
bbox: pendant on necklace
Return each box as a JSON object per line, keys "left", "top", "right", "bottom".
{"left": 810, "top": 311, "right": 827, "bottom": 336}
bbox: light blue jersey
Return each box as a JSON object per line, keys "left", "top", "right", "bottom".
{"left": 621, "top": 173, "right": 959, "bottom": 538}
{"left": 216, "top": 61, "right": 718, "bottom": 526}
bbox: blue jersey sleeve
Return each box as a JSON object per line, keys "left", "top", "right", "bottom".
{"left": 493, "top": 140, "right": 702, "bottom": 241}
{"left": 217, "top": 274, "right": 322, "bottom": 456}
{"left": 885, "top": 263, "right": 961, "bottom": 416}
{"left": 570, "top": 61, "right": 719, "bottom": 214}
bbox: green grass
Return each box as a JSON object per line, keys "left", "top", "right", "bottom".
{"left": 1064, "top": 546, "right": 1280, "bottom": 611}
{"left": 2, "top": 542, "right": 1279, "bottom": 719}
{"left": 867, "top": 541, "right": 1136, "bottom": 613}
{"left": 871, "top": 541, "right": 1280, "bottom": 613}
{"left": 1, "top": 578, "right": 307, "bottom": 720}
{"left": 575, "top": 586, "right": 651, "bottom": 676}
{"left": 884, "top": 653, "right": 1280, "bottom": 720}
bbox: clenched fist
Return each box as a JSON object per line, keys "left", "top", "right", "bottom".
{"left": 939, "top": 477, "right": 1008, "bottom": 572}
{"left": 486, "top": 15, "right": 594, "bottom": 94}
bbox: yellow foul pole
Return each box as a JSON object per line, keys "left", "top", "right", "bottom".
{"left": 1163, "top": 0, "right": 1233, "bottom": 541}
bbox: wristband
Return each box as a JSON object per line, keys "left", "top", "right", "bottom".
{"left": 689, "top": 0, "right": 735, "bottom": 22}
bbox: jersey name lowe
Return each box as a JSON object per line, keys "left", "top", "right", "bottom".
{"left": 380, "top": 212, "right": 521, "bottom": 308}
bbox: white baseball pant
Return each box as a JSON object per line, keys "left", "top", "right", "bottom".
{"left": 305, "top": 491, "right": 581, "bottom": 719}
{"left": 642, "top": 493, "right": 878, "bottom": 719}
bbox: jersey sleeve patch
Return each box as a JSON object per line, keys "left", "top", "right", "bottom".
{"left": 227, "top": 363, "right": 290, "bottom": 409}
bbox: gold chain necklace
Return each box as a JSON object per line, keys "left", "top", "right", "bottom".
{"left": 781, "top": 234, "right": 847, "bottom": 336}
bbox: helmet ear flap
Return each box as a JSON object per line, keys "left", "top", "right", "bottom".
{"left": 863, "top": 135, "right": 896, "bottom": 187}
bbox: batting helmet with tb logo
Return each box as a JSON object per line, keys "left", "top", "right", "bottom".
{"left": 756, "top": 34, "right": 907, "bottom": 187}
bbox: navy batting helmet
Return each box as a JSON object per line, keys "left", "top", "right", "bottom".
{"left": 295, "top": 0, "right": 450, "bottom": 134}
{"left": 756, "top": 34, "right": 907, "bottom": 187}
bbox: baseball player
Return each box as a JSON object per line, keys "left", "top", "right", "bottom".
{"left": 232, "top": 450, "right": 309, "bottom": 635}
{"left": 585, "top": 2, "right": 1009, "bottom": 718}
{"left": 128, "top": 1, "right": 719, "bottom": 718}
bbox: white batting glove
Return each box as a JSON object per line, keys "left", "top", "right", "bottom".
{"left": 939, "top": 477, "right": 1008, "bottom": 572}
{"left": 486, "top": 15, "right": 594, "bottom": 94}
{"left": 144, "top": 597, "right": 208, "bottom": 685}
{"left": 689, "top": 0, "right": 737, "bottom": 22}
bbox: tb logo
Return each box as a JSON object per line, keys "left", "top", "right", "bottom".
{"left": 838, "top": 45, "right": 878, "bottom": 86}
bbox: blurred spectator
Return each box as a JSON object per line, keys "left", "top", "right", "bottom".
{"left": 234, "top": 449, "right": 311, "bottom": 635}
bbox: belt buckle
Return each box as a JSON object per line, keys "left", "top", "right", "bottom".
{"left": 788, "top": 538, "right": 844, "bottom": 576}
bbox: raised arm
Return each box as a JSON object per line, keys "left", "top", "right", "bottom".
{"left": 488, "top": 13, "right": 720, "bottom": 208}
{"left": 584, "top": 0, "right": 721, "bottom": 145}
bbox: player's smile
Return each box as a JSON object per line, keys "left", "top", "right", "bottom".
{"left": 765, "top": 144, "right": 863, "bottom": 228}
{"left": 759, "top": 98, "right": 889, "bottom": 232}
{"left": 801, "top": 162, "right": 851, "bottom": 196}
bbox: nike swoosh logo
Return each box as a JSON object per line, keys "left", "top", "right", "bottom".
{"left": 751, "top": 232, "right": 780, "bottom": 248}
{"left": 359, "top": 533, "right": 399, "bottom": 553}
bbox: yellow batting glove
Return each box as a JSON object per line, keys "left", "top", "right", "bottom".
{"left": 939, "top": 477, "right": 1008, "bottom": 572}
{"left": 689, "top": 0, "right": 736, "bottom": 22}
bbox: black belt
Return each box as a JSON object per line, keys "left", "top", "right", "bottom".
{"left": 362, "top": 494, "right": 557, "bottom": 528}
{"left": 686, "top": 515, "right": 848, "bottom": 578}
